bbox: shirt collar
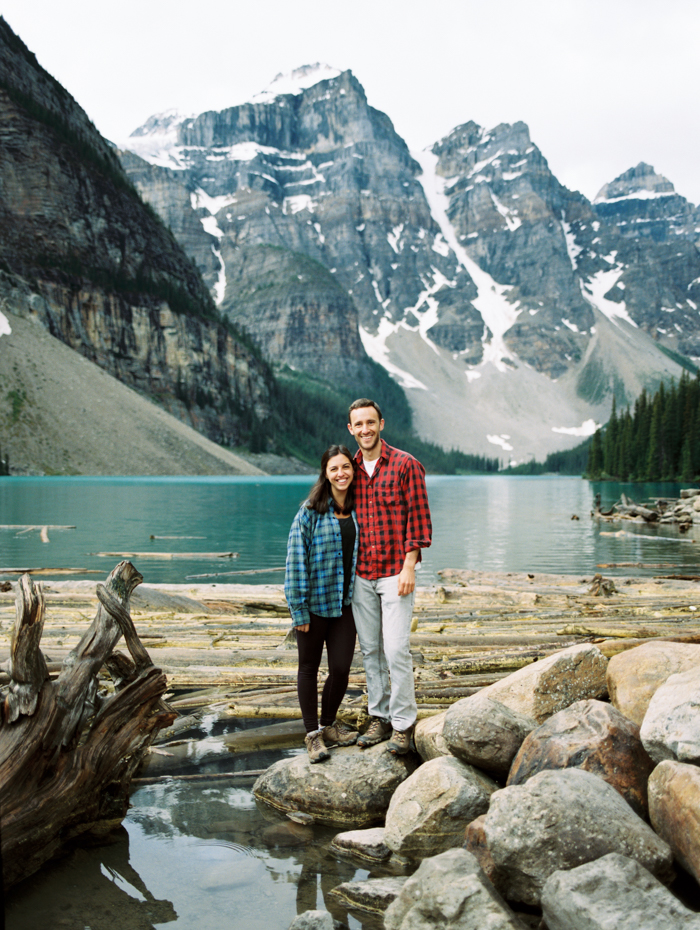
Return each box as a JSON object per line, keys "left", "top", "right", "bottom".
{"left": 354, "top": 439, "right": 387, "bottom": 468}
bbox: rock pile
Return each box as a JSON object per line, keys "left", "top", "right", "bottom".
{"left": 266, "top": 641, "right": 700, "bottom": 929}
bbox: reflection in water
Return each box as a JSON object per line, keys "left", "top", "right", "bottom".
{"left": 5, "top": 735, "right": 399, "bottom": 930}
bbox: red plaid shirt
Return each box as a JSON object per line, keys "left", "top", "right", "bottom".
{"left": 353, "top": 440, "right": 432, "bottom": 580}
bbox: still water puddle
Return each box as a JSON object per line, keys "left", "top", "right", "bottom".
{"left": 5, "top": 722, "right": 395, "bottom": 930}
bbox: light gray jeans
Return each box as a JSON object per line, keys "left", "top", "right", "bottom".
{"left": 352, "top": 573, "right": 417, "bottom": 731}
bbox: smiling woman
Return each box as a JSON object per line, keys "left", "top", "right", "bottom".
{"left": 284, "top": 444, "right": 360, "bottom": 763}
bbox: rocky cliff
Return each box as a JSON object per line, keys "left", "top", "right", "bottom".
{"left": 0, "top": 17, "right": 272, "bottom": 453}
{"left": 119, "top": 65, "right": 700, "bottom": 463}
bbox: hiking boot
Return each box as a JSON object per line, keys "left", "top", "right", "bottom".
{"left": 305, "top": 730, "right": 330, "bottom": 764}
{"left": 387, "top": 724, "right": 415, "bottom": 755}
{"left": 322, "top": 720, "right": 359, "bottom": 748}
{"left": 357, "top": 717, "right": 392, "bottom": 749}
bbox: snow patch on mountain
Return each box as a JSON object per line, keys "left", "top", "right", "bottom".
{"left": 581, "top": 268, "right": 637, "bottom": 328}
{"left": 561, "top": 214, "right": 583, "bottom": 270}
{"left": 191, "top": 189, "right": 238, "bottom": 216}
{"left": 212, "top": 247, "right": 226, "bottom": 306}
{"left": 359, "top": 321, "right": 428, "bottom": 389}
{"left": 552, "top": 419, "right": 599, "bottom": 436}
{"left": 122, "top": 110, "right": 194, "bottom": 168}
{"left": 414, "top": 148, "right": 521, "bottom": 371}
{"left": 252, "top": 64, "right": 342, "bottom": 103}
{"left": 0, "top": 311, "right": 11, "bottom": 338}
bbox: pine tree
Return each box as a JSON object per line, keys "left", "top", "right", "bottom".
{"left": 587, "top": 428, "right": 603, "bottom": 479}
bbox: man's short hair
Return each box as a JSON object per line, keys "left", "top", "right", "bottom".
{"left": 348, "top": 398, "right": 383, "bottom": 422}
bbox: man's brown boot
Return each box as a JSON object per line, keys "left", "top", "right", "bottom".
{"left": 357, "top": 717, "right": 392, "bottom": 749}
{"left": 387, "top": 724, "right": 415, "bottom": 755}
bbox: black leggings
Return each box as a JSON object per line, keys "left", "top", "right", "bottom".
{"left": 296, "top": 605, "right": 356, "bottom": 733}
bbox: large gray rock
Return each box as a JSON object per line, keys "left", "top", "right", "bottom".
{"left": 414, "top": 711, "right": 450, "bottom": 761}
{"left": 252, "top": 742, "right": 419, "bottom": 827}
{"left": 328, "top": 827, "right": 392, "bottom": 863}
{"left": 443, "top": 693, "right": 536, "bottom": 778}
{"left": 640, "top": 665, "right": 700, "bottom": 763}
{"left": 541, "top": 853, "right": 700, "bottom": 930}
{"left": 384, "top": 756, "right": 498, "bottom": 858}
{"left": 328, "top": 877, "right": 407, "bottom": 915}
{"left": 483, "top": 768, "right": 674, "bottom": 905}
{"left": 507, "top": 699, "right": 654, "bottom": 817}
{"left": 606, "top": 641, "right": 700, "bottom": 726}
{"left": 384, "top": 848, "right": 527, "bottom": 930}
{"left": 478, "top": 644, "right": 608, "bottom": 724}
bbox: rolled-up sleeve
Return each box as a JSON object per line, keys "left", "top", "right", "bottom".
{"left": 285, "top": 508, "right": 312, "bottom": 627}
{"left": 402, "top": 457, "right": 432, "bottom": 553}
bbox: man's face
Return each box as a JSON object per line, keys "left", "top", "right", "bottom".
{"left": 348, "top": 406, "right": 384, "bottom": 455}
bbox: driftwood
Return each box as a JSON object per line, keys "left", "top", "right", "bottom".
{"left": 0, "top": 561, "right": 174, "bottom": 889}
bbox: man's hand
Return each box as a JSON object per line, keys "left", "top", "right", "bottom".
{"left": 398, "top": 550, "right": 419, "bottom": 596}
{"left": 296, "top": 623, "right": 309, "bottom": 632}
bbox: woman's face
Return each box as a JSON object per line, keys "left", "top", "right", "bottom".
{"left": 326, "top": 453, "right": 354, "bottom": 494}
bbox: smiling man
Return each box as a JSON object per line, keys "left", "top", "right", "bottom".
{"left": 347, "top": 398, "right": 432, "bottom": 754}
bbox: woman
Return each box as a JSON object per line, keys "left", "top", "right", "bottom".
{"left": 285, "top": 444, "right": 360, "bottom": 763}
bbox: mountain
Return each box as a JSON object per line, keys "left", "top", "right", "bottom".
{"left": 120, "top": 65, "right": 700, "bottom": 463}
{"left": 0, "top": 17, "right": 273, "bottom": 468}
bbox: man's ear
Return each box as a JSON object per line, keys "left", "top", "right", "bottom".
{"left": 347, "top": 421, "right": 353, "bottom": 434}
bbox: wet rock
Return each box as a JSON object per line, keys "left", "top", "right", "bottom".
{"left": 483, "top": 768, "right": 674, "bottom": 905}
{"left": 444, "top": 692, "right": 536, "bottom": 778}
{"left": 507, "top": 699, "right": 654, "bottom": 817}
{"left": 252, "top": 742, "right": 419, "bottom": 827}
{"left": 260, "top": 820, "right": 313, "bottom": 847}
{"left": 414, "top": 711, "right": 450, "bottom": 761}
{"left": 288, "top": 911, "right": 345, "bottom": 930}
{"left": 606, "top": 641, "right": 700, "bottom": 726}
{"left": 640, "top": 665, "right": 700, "bottom": 763}
{"left": 648, "top": 759, "right": 700, "bottom": 885}
{"left": 384, "top": 756, "right": 498, "bottom": 858}
{"left": 328, "top": 877, "right": 407, "bottom": 914}
{"left": 479, "top": 643, "right": 608, "bottom": 724}
{"left": 384, "top": 848, "right": 527, "bottom": 930}
{"left": 328, "top": 827, "right": 392, "bottom": 863}
{"left": 541, "top": 853, "right": 700, "bottom": 930}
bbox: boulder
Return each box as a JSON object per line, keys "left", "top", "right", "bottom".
{"left": 288, "top": 912, "right": 345, "bottom": 930}
{"left": 328, "top": 877, "right": 407, "bottom": 915}
{"left": 414, "top": 711, "right": 450, "bottom": 761}
{"left": 648, "top": 759, "right": 700, "bottom": 885}
{"left": 541, "top": 853, "right": 700, "bottom": 930}
{"left": 478, "top": 643, "right": 608, "bottom": 724}
{"left": 384, "top": 848, "right": 527, "bottom": 930}
{"left": 252, "top": 742, "right": 419, "bottom": 827}
{"left": 328, "top": 827, "right": 392, "bottom": 863}
{"left": 606, "top": 641, "right": 700, "bottom": 726}
{"left": 507, "top": 699, "right": 654, "bottom": 817}
{"left": 640, "top": 665, "right": 700, "bottom": 763}
{"left": 443, "top": 693, "right": 536, "bottom": 778}
{"left": 464, "top": 813, "right": 507, "bottom": 892}
{"left": 384, "top": 756, "right": 498, "bottom": 858}
{"left": 483, "top": 768, "right": 674, "bottom": 905}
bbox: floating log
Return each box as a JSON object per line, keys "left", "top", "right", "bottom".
{"left": 94, "top": 551, "right": 239, "bottom": 560}
{"left": 0, "top": 561, "right": 174, "bottom": 889}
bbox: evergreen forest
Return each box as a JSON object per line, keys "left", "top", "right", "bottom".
{"left": 586, "top": 372, "right": 700, "bottom": 481}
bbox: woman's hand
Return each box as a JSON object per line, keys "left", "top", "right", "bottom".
{"left": 296, "top": 623, "right": 310, "bottom": 632}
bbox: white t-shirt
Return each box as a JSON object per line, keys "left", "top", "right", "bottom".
{"left": 363, "top": 457, "right": 378, "bottom": 477}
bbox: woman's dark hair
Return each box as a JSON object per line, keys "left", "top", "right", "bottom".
{"left": 306, "top": 444, "right": 356, "bottom": 515}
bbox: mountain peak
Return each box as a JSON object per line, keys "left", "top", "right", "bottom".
{"left": 594, "top": 162, "right": 676, "bottom": 203}
{"left": 250, "top": 64, "right": 342, "bottom": 103}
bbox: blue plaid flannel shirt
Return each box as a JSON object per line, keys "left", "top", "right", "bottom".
{"left": 285, "top": 501, "right": 359, "bottom": 627}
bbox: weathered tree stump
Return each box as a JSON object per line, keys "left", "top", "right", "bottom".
{"left": 0, "top": 561, "right": 175, "bottom": 889}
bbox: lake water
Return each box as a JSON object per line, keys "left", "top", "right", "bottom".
{"left": 3, "top": 474, "right": 700, "bottom": 929}
{"left": 2, "top": 475, "right": 700, "bottom": 584}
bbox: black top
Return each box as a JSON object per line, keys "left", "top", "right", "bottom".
{"left": 338, "top": 514, "right": 356, "bottom": 602}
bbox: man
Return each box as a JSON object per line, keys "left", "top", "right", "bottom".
{"left": 347, "top": 398, "right": 432, "bottom": 754}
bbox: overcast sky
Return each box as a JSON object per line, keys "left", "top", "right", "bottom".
{"left": 2, "top": 0, "right": 699, "bottom": 204}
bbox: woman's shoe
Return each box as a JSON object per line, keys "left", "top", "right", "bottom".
{"left": 322, "top": 720, "right": 359, "bottom": 747}
{"left": 305, "top": 730, "right": 330, "bottom": 763}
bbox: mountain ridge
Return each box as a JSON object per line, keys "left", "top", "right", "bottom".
{"left": 119, "top": 65, "right": 700, "bottom": 463}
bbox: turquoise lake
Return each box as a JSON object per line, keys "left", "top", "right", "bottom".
{"left": 1, "top": 475, "right": 699, "bottom": 584}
